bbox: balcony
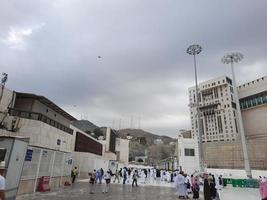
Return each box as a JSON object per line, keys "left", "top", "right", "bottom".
{"left": 8, "top": 108, "right": 73, "bottom": 135}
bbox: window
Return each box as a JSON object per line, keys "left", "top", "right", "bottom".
{"left": 247, "top": 100, "right": 252, "bottom": 107}
{"left": 184, "top": 148, "right": 195, "bottom": 156}
{"left": 257, "top": 96, "right": 262, "bottom": 105}
{"left": 252, "top": 98, "right": 257, "bottom": 106}
{"left": 263, "top": 95, "right": 267, "bottom": 103}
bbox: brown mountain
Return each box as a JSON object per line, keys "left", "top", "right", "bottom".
{"left": 117, "top": 129, "right": 176, "bottom": 164}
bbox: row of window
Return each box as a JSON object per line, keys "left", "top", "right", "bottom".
{"left": 240, "top": 93, "right": 267, "bottom": 109}
{"left": 8, "top": 108, "right": 73, "bottom": 135}
{"left": 238, "top": 77, "right": 265, "bottom": 89}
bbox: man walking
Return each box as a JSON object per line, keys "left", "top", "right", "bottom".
{"left": 122, "top": 167, "right": 127, "bottom": 184}
{"left": 96, "top": 169, "right": 102, "bottom": 184}
{"left": 113, "top": 169, "right": 120, "bottom": 183}
{"left": 132, "top": 170, "right": 138, "bottom": 187}
{"left": 88, "top": 170, "right": 96, "bottom": 194}
{"left": 71, "top": 166, "right": 78, "bottom": 183}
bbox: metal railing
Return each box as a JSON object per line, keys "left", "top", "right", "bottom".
{"left": 8, "top": 108, "right": 73, "bottom": 135}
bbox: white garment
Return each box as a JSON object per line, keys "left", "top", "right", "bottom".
{"left": 160, "top": 170, "right": 163, "bottom": 181}
{"left": 166, "top": 172, "right": 171, "bottom": 182}
{"left": 103, "top": 172, "right": 111, "bottom": 180}
{"left": 140, "top": 171, "right": 146, "bottom": 184}
{"left": 0, "top": 175, "right": 5, "bottom": 190}
{"left": 102, "top": 172, "right": 111, "bottom": 193}
{"left": 175, "top": 174, "right": 186, "bottom": 196}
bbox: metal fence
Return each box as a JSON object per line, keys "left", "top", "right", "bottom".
{"left": 21, "top": 146, "right": 72, "bottom": 192}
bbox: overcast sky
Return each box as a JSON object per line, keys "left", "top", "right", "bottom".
{"left": 1, "top": 0, "right": 267, "bottom": 137}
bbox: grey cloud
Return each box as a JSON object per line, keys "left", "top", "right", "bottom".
{"left": 1, "top": 0, "right": 267, "bottom": 137}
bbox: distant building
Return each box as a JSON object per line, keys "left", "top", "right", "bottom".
{"left": 154, "top": 138, "right": 163, "bottom": 145}
{"left": 198, "top": 76, "right": 267, "bottom": 170}
{"left": 126, "top": 135, "right": 133, "bottom": 140}
{"left": 189, "top": 76, "right": 239, "bottom": 143}
{"left": 179, "top": 130, "right": 192, "bottom": 139}
{"left": 137, "top": 137, "right": 147, "bottom": 145}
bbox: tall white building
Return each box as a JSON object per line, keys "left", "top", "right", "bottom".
{"left": 188, "top": 76, "right": 239, "bottom": 142}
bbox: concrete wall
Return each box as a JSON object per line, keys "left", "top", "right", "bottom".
{"left": 72, "top": 151, "right": 109, "bottom": 178}
{"left": 14, "top": 98, "right": 71, "bottom": 127}
{"left": 242, "top": 104, "right": 267, "bottom": 136}
{"left": 0, "top": 86, "right": 14, "bottom": 112}
{"left": 14, "top": 98, "right": 34, "bottom": 112}
{"left": 177, "top": 137, "right": 200, "bottom": 175}
{"left": 0, "top": 86, "right": 14, "bottom": 124}
{"left": 31, "top": 100, "right": 71, "bottom": 127}
{"left": 203, "top": 101, "right": 267, "bottom": 170}
{"left": 238, "top": 76, "right": 267, "bottom": 99}
{"left": 203, "top": 137, "right": 267, "bottom": 170}
{"left": 11, "top": 118, "right": 74, "bottom": 152}
{"left": 115, "top": 138, "right": 129, "bottom": 164}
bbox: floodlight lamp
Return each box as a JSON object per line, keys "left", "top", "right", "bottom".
{"left": 187, "top": 44, "right": 202, "bottom": 55}
{"left": 221, "top": 52, "right": 243, "bottom": 64}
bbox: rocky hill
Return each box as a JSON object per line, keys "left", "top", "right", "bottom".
{"left": 117, "top": 129, "right": 176, "bottom": 164}
{"left": 117, "top": 128, "right": 176, "bottom": 145}
{"left": 72, "top": 120, "right": 98, "bottom": 133}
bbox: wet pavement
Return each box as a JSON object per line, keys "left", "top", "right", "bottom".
{"left": 17, "top": 181, "right": 204, "bottom": 200}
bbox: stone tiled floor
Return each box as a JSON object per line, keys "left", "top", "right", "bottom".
{"left": 17, "top": 182, "right": 203, "bottom": 200}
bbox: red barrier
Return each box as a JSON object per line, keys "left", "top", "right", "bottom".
{"left": 37, "top": 176, "right": 50, "bottom": 192}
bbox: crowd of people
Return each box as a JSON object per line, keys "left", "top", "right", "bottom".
{"left": 71, "top": 166, "right": 226, "bottom": 199}
{"left": 174, "top": 171, "right": 222, "bottom": 200}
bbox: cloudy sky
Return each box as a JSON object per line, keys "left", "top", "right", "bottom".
{"left": 1, "top": 0, "right": 267, "bottom": 137}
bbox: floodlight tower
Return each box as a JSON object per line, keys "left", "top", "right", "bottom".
{"left": 186, "top": 44, "right": 204, "bottom": 172}
{"left": 222, "top": 52, "right": 252, "bottom": 178}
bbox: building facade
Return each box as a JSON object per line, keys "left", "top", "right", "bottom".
{"left": 189, "top": 76, "right": 239, "bottom": 143}
{"left": 195, "top": 76, "right": 267, "bottom": 170}
{"left": 0, "top": 86, "right": 131, "bottom": 195}
{"left": 0, "top": 90, "right": 76, "bottom": 194}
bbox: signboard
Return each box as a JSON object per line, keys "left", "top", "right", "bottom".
{"left": 25, "top": 149, "right": 33, "bottom": 161}
{"left": 67, "top": 158, "right": 72, "bottom": 165}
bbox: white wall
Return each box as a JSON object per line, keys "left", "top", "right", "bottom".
{"left": 11, "top": 118, "right": 74, "bottom": 152}
{"left": 115, "top": 138, "right": 129, "bottom": 164}
{"left": 238, "top": 76, "right": 267, "bottom": 99}
{"left": 72, "top": 151, "right": 109, "bottom": 178}
{"left": 177, "top": 137, "right": 200, "bottom": 175}
{"left": 0, "top": 86, "right": 14, "bottom": 121}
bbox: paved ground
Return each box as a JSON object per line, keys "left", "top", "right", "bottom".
{"left": 17, "top": 182, "right": 204, "bottom": 200}
{"left": 17, "top": 179, "right": 260, "bottom": 200}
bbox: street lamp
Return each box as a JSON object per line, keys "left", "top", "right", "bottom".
{"left": 186, "top": 44, "right": 204, "bottom": 173}
{"left": 222, "top": 53, "right": 252, "bottom": 178}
